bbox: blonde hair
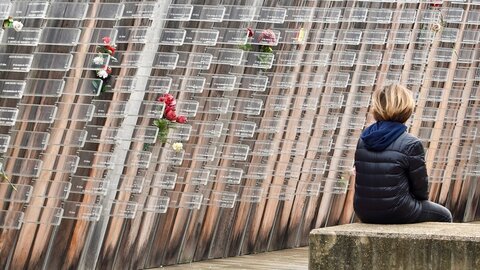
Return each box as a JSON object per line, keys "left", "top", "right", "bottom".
{"left": 371, "top": 84, "right": 415, "bottom": 123}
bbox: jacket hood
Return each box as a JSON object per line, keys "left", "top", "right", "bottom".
{"left": 360, "top": 121, "right": 407, "bottom": 151}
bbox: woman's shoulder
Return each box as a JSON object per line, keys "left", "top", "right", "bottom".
{"left": 391, "top": 132, "right": 422, "bottom": 153}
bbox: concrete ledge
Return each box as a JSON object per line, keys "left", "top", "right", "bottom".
{"left": 309, "top": 223, "right": 480, "bottom": 270}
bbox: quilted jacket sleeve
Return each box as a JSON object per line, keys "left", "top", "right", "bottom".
{"left": 407, "top": 141, "right": 429, "bottom": 200}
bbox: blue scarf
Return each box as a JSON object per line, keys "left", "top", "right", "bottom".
{"left": 360, "top": 121, "right": 407, "bottom": 151}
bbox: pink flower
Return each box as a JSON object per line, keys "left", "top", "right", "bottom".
{"left": 102, "top": 36, "right": 111, "bottom": 44}
{"left": 164, "top": 105, "right": 176, "bottom": 116}
{"left": 176, "top": 115, "right": 187, "bottom": 124}
{"left": 165, "top": 110, "right": 177, "bottom": 121}
{"left": 258, "top": 29, "right": 276, "bottom": 45}
{"left": 247, "top": 27, "right": 254, "bottom": 38}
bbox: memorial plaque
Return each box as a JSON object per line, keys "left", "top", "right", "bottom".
{"left": 344, "top": 8, "right": 368, "bottom": 22}
{"left": 397, "top": 9, "right": 417, "bottom": 23}
{"left": 10, "top": 131, "right": 49, "bottom": 150}
{"left": 0, "top": 3, "right": 11, "bottom": 19}
{"left": 237, "top": 75, "right": 268, "bottom": 92}
{"left": 0, "top": 80, "right": 25, "bottom": 99}
{"left": 164, "top": 4, "right": 193, "bottom": 21}
{"left": 146, "top": 77, "right": 172, "bottom": 93}
{"left": 144, "top": 196, "right": 169, "bottom": 213}
{"left": 191, "top": 121, "right": 223, "bottom": 138}
{"left": 190, "top": 5, "right": 225, "bottom": 22}
{"left": 116, "top": 27, "right": 148, "bottom": 43}
{"left": 274, "top": 51, "right": 302, "bottom": 66}
{"left": 31, "top": 53, "right": 72, "bottom": 71}
{"left": 253, "top": 7, "right": 286, "bottom": 23}
{"left": 11, "top": 1, "right": 48, "bottom": 18}
{"left": 41, "top": 154, "right": 79, "bottom": 174}
{"left": 363, "top": 30, "right": 387, "bottom": 45}
{"left": 32, "top": 181, "right": 71, "bottom": 200}
{"left": 4, "top": 158, "right": 42, "bottom": 177}
{"left": 176, "top": 52, "right": 212, "bottom": 70}
{"left": 48, "top": 129, "right": 87, "bottom": 147}
{"left": 153, "top": 52, "right": 179, "bottom": 69}
{"left": 0, "top": 54, "right": 33, "bottom": 72}
{"left": 233, "top": 98, "right": 263, "bottom": 115}
{"left": 0, "top": 210, "right": 24, "bottom": 229}
{"left": 190, "top": 169, "right": 210, "bottom": 185}
{"left": 238, "top": 186, "right": 263, "bottom": 203}
{"left": 337, "top": 30, "right": 362, "bottom": 45}
{"left": 176, "top": 100, "right": 199, "bottom": 117}
{"left": 39, "top": 28, "right": 81, "bottom": 45}
{"left": 1, "top": 29, "right": 41, "bottom": 46}
{"left": 206, "top": 48, "right": 243, "bottom": 65}
{"left": 122, "top": 2, "right": 155, "bottom": 18}
{"left": 367, "top": 9, "right": 392, "bottom": 23}
{"left": 0, "top": 135, "right": 9, "bottom": 153}
{"left": 151, "top": 172, "right": 177, "bottom": 190}
{"left": 308, "top": 29, "right": 336, "bottom": 45}
{"left": 23, "top": 206, "right": 64, "bottom": 226}
{"left": 229, "top": 121, "right": 256, "bottom": 137}
{"left": 218, "top": 144, "right": 250, "bottom": 161}
{"left": 312, "top": 8, "right": 341, "bottom": 23}
{"left": 0, "top": 183, "right": 32, "bottom": 203}
{"left": 170, "top": 76, "right": 205, "bottom": 93}
{"left": 107, "top": 201, "right": 138, "bottom": 219}
{"left": 224, "top": 6, "right": 255, "bottom": 21}
{"left": 325, "top": 72, "right": 350, "bottom": 88}
{"left": 55, "top": 103, "right": 95, "bottom": 122}
{"left": 62, "top": 201, "right": 102, "bottom": 221}
{"left": 216, "top": 28, "right": 248, "bottom": 45}
{"left": 208, "top": 191, "right": 237, "bottom": 208}
{"left": 285, "top": 7, "right": 314, "bottom": 22}
{"left": 87, "top": 3, "right": 124, "bottom": 19}
{"left": 159, "top": 29, "right": 186, "bottom": 45}
{"left": 183, "top": 29, "right": 219, "bottom": 46}
{"left": 244, "top": 52, "right": 274, "bottom": 69}
{"left": 16, "top": 104, "right": 57, "bottom": 124}
{"left": 69, "top": 176, "right": 107, "bottom": 195}
{"left": 204, "top": 74, "right": 236, "bottom": 91}
{"left": 47, "top": 2, "right": 88, "bottom": 19}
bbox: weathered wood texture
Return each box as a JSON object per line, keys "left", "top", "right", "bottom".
{"left": 0, "top": 1, "right": 479, "bottom": 269}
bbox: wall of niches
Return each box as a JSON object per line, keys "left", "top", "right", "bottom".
{"left": 0, "top": 0, "right": 479, "bottom": 269}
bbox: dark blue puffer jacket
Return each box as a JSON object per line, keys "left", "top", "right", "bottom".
{"left": 354, "top": 121, "right": 429, "bottom": 224}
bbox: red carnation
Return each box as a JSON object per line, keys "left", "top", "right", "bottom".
{"left": 165, "top": 110, "right": 177, "bottom": 121}
{"left": 176, "top": 115, "right": 187, "bottom": 124}
{"left": 247, "top": 27, "right": 254, "bottom": 38}
{"left": 105, "top": 45, "right": 116, "bottom": 55}
{"left": 163, "top": 93, "right": 175, "bottom": 106}
{"left": 164, "top": 105, "right": 176, "bottom": 115}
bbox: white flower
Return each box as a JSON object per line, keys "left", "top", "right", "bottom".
{"left": 431, "top": 22, "right": 442, "bottom": 32}
{"left": 96, "top": 69, "right": 109, "bottom": 79}
{"left": 93, "top": 56, "right": 104, "bottom": 65}
{"left": 12, "top": 21, "right": 23, "bottom": 32}
{"left": 172, "top": 142, "right": 183, "bottom": 152}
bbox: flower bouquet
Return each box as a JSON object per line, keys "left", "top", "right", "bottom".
{"left": 92, "top": 37, "right": 117, "bottom": 93}
{"left": 154, "top": 93, "right": 188, "bottom": 144}
{"left": 239, "top": 28, "right": 277, "bottom": 69}
{"left": 2, "top": 17, "right": 23, "bottom": 31}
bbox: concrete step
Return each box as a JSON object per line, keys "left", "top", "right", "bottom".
{"left": 310, "top": 223, "right": 480, "bottom": 270}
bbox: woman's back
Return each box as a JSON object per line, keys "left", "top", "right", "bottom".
{"left": 354, "top": 129, "right": 425, "bottom": 224}
{"left": 353, "top": 84, "right": 451, "bottom": 224}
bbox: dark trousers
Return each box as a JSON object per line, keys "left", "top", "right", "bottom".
{"left": 413, "top": 200, "right": 453, "bottom": 223}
